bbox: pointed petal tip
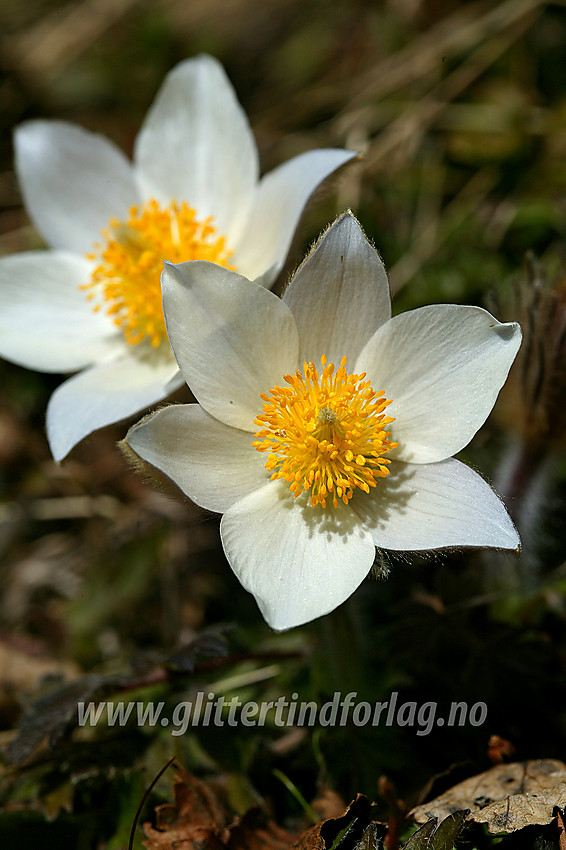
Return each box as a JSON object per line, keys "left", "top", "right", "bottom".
{"left": 499, "top": 525, "right": 521, "bottom": 553}
{"left": 14, "top": 118, "right": 51, "bottom": 145}
{"left": 135, "top": 51, "right": 258, "bottom": 241}
{"left": 45, "top": 355, "right": 178, "bottom": 464}
{"left": 490, "top": 317, "right": 522, "bottom": 343}
{"left": 46, "top": 424, "right": 70, "bottom": 464}
{"left": 233, "top": 147, "right": 359, "bottom": 282}
{"left": 120, "top": 427, "right": 155, "bottom": 475}
{"left": 220, "top": 483, "right": 375, "bottom": 631}
{"left": 283, "top": 207, "right": 391, "bottom": 366}
{"left": 318, "top": 208, "right": 381, "bottom": 252}
{"left": 260, "top": 608, "right": 295, "bottom": 632}
{"left": 165, "top": 53, "right": 225, "bottom": 79}
{"left": 255, "top": 587, "right": 361, "bottom": 631}
{"left": 160, "top": 259, "right": 180, "bottom": 285}
{"left": 482, "top": 527, "right": 521, "bottom": 553}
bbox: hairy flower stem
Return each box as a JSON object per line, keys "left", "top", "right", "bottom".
{"left": 316, "top": 596, "right": 365, "bottom": 695}
{"left": 493, "top": 437, "right": 555, "bottom": 590}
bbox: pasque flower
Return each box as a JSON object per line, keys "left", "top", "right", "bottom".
{"left": 0, "top": 55, "right": 355, "bottom": 461}
{"left": 125, "top": 213, "right": 521, "bottom": 630}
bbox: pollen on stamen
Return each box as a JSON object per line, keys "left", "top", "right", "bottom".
{"left": 253, "top": 355, "right": 398, "bottom": 509}
{"left": 81, "top": 199, "right": 234, "bottom": 348}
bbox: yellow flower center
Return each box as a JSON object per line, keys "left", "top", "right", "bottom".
{"left": 82, "top": 200, "right": 234, "bottom": 348}
{"left": 253, "top": 356, "right": 398, "bottom": 509}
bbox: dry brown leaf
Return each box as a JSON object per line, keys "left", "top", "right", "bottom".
{"left": 411, "top": 759, "right": 566, "bottom": 833}
{"left": 143, "top": 767, "right": 230, "bottom": 850}
{"left": 143, "top": 768, "right": 376, "bottom": 850}
{"left": 143, "top": 767, "right": 296, "bottom": 850}
{"left": 142, "top": 764, "right": 383, "bottom": 850}
{"left": 291, "top": 793, "right": 372, "bottom": 850}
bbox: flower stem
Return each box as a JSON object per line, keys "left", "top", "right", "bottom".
{"left": 316, "top": 594, "right": 365, "bottom": 695}
{"left": 493, "top": 437, "right": 555, "bottom": 590}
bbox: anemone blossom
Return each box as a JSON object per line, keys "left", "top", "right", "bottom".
{"left": 0, "top": 55, "right": 355, "bottom": 460}
{"left": 125, "top": 213, "right": 521, "bottom": 630}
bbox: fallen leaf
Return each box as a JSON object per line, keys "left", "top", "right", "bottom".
{"left": 472, "top": 786, "right": 566, "bottom": 833}
{"left": 142, "top": 770, "right": 384, "bottom": 850}
{"left": 292, "top": 794, "right": 375, "bottom": 850}
{"left": 402, "top": 819, "right": 437, "bottom": 850}
{"left": 143, "top": 767, "right": 229, "bottom": 849}
{"left": 357, "top": 822, "right": 386, "bottom": 850}
{"left": 426, "top": 811, "right": 468, "bottom": 850}
{"left": 411, "top": 759, "right": 566, "bottom": 833}
{"left": 143, "top": 767, "right": 296, "bottom": 850}
{"left": 402, "top": 811, "right": 468, "bottom": 850}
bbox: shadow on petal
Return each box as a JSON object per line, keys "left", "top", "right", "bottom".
{"left": 289, "top": 463, "right": 415, "bottom": 544}
{"left": 348, "top": 462, "right": 416, "bottom": 538}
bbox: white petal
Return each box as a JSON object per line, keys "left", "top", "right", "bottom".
{"left": 282, "top": 212, "right": 391, "bottom": 366}
{"left": 134, "top": 55, "right": 258, "bottom": 247}
{"left": 15, "top": 121, "right": 139, "bottom": 254}
{"left": 352, "top": 458, "right": 519, "bottom": 551}
{"left": 234, "top": 149, "right": 358, "bottom": 285}
{"left": 0, "top": 251, "right": 121, "bottom": 372}
{"left": 356, "top": 305, "right": 521, "bottom": 463}
{"left": 46, "top": 350, "right": 179, "bottom": 461}
{"left": 162, "top": 261, "right": 299, "bottom": 432}
{"left": 126, "top": 403, "right": 268, "bottom": 513}
{"left": 220, "top": 480, "right": 375, "bottom": 630}
{"left": 164, "top": 369, "right": 186, "bottom": 395}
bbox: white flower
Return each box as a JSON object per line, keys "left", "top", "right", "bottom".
{"left": 125, "top": 213, "right": 521, "bottom": 631}
{"left": 0, "top": 55, "right": 355, "bottom": 461}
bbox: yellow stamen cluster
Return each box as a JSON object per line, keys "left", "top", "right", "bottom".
{"left": 253, "top": 356, "right": 398, "bottom": 509}
{"left": 83, "top": 200, "right": 234, "bottom": 347}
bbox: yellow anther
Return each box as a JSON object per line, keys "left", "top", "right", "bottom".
{"left": 82, "top": 200, "right": 234, "bottom": 348}
{"left": 253, "top": 356, "right": 397, "bottom": 509}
